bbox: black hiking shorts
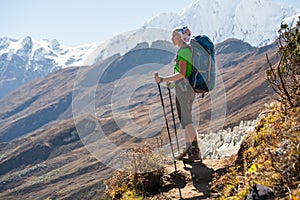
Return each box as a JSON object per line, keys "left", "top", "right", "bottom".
{"left": 175, "top": 78, "right": 195, "bottom": 129}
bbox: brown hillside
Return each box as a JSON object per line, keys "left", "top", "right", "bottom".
{"left": 0, "top": 39, "right": 279, "bottom": 199}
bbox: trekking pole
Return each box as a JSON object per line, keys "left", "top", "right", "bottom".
{"left": 167, "top": 86, "right": 180, "bottom": 153}
{"left": 155, "top": 73, "right": 177, "bottom": 171}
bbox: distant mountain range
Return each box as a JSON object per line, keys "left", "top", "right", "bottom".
{"left": 0, "top": 36, "right": 97, "bottom": 98}
{"left": 0, "top": 0, "right": 299, "bottom": 99}
{"left": 0, "top": 37, "right": 276, "bottom": 142}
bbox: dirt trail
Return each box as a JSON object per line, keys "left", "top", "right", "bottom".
{"left": 148, "top": 156, "right": 236, "bottom": 200}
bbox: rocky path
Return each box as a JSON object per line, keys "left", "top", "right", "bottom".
{"left": 148, "top": 155, "right": 236, "bottom": 200}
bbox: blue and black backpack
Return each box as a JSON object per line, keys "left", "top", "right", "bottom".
{"left": 188, "top": 35, "right": 216, "bottom": 94}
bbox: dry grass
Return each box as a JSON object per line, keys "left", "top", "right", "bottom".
{"left": 211, "top": 102, "right": 300, "bottom": 199}
{"left": 104, "top": 145, "right": 169, "bottom": 199}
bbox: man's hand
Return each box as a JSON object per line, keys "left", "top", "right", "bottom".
{"left": 154, "top": 73, "right": 163, "bottom": 83}
{"left": 167, "top": 81, "right": 175, "bottom": 89}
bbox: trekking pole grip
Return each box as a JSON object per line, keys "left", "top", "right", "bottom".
{"left": 154, "top": 72, "right": 160, "bottom": 85}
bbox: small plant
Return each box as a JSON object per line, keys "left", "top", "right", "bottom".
{"left": 104, "top": 144, "right": 169, "bottom": 199}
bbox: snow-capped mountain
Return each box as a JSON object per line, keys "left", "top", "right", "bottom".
{"left": 86, "top": 28, "right": 175, "bottom": 65}
{"left": 143, "top": 0, "right": 299, "bottom": 47}
{"left": 1, "top": 0, "right": 299, "bottom": 99}
{"left": 0, "top": 36, "right": 97, "bottom": 71}
{"left": 0, "top": 36, "right": 97, "bottom": 98}
{"left": 86, "top": 0, "right": 300, "bottom": 64}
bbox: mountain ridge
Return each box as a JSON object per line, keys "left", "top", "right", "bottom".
{"left": 0, "top": 38, "right": 275, "bottom": 142}
{"left": 144, "top": 0, "right": 299, "bottom": 47}
{"left": 1, "top": 0, "right": 299, "bottom": 99}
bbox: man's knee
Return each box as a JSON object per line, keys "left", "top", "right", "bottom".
{"left": 180, "top": 120, "right": 192, "bottom": 129}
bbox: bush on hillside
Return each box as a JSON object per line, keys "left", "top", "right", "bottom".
{"left": 266, "top": 16, "right": 300, "bottom": 108}
{"left": 104, "top": 145, "right": 169, "bottom": 199}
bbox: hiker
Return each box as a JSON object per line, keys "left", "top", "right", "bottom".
{"left": 154, "top": 26, "right": 201, "bottom": 162}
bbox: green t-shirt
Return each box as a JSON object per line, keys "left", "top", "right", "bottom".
{"left": 174, "top": 47, "right": 192, "bottom": 77}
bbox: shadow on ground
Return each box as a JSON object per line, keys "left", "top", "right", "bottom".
{"left": 157, "top": 161, "right": 226, "bottom": 199}
{"left": 183, "top": 162, "right": 225, "bottom": 199}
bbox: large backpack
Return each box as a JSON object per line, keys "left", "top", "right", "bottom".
{"left": 188, "top": 35, "right": 216, "bottom": 94}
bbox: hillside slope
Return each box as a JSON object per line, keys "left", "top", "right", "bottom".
{"left": 0, "top": 39, "right": 278, "bottom": 199}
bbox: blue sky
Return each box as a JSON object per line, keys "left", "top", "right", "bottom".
{"left": 1, "top": 0, "right": 299, "bottom": 46}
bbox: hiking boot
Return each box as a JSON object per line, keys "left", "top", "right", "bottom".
{"left": 175, "top": 147, "right": 190, "bottom": 160}
{"left": 182, "top": 146, "right": 202, "bottom": 163}
{"left": 188, "top": 146, "right": 202, "bottom": 161}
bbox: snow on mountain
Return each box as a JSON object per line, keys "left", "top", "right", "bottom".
{"left": 0, "top": 36, "right": 97, "bottom": 72}
{"left": 0, "top": 36, "right": 97, "bottom": 98}
{"left": 85, "top": 0, "right": 299, "bottom": 64}
{"left": 282, "top": 13, "right": 300, "bottom": 28}
{"left": 84, "top": 28, "right": 175, "bottom": 65}
{"left": 143, "top": 0, "right": 299, "bottom": 47}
